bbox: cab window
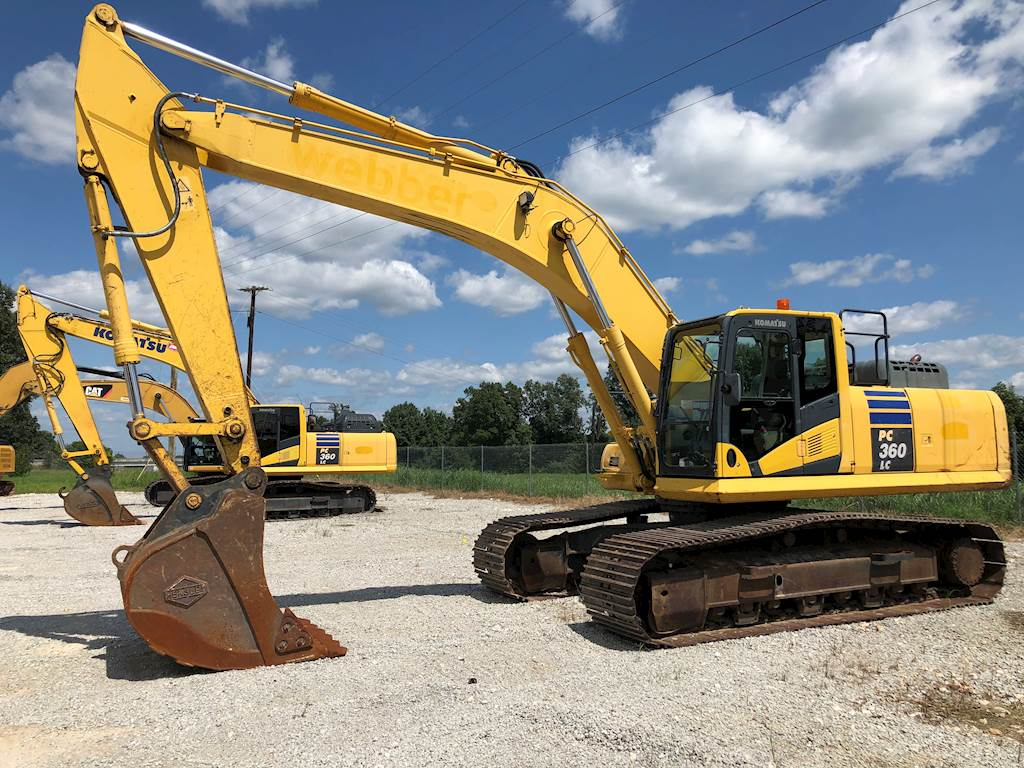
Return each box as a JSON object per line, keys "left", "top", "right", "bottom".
{"left": 661, "top": 322, "right": 720, "bottom": 473}
{"left": 798, "top": 323, "right": 837, "bottom": 402}
{"left": 728, "top": 329, "right": 795, "bottom": 461}
{"left": 734, "top": 331, "right": 792, "bottom": 399}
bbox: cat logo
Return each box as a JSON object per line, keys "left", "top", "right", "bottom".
{"left": 83, "top": 384, "right": 113, "bottom": 399}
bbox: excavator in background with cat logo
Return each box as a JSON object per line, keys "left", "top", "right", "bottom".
{"left": 5, "top": 286, "right": 396, "bottom": 522}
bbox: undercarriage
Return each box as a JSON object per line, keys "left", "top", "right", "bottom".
{"left": 474, "top": 500, "right": 1004, "bottom": 646}
{"left": 145, "top": 476, "right": 377, "bottom": 518}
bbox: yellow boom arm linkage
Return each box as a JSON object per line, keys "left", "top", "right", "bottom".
{"left": 75, "top": 5, "right": 677, "bottom": 493}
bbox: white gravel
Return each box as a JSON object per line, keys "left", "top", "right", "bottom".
{"left": 0, "top": 490, "right": 1021, "bottom": 768}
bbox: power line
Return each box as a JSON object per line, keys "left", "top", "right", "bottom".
{"left": 545, "top": 0, "right": 946, "bottom": 168}
{"left": 225, "top": 220, "right": 399, "bottom": 278}
{"left": 253, "top": 304, "right": 499, "bottom": 389}
{"left": 216, "top": 198, "right": 344, "bottom": 259}
{"left": 221, "top": 212, "right": 376, "bottom": 274}
{"left": 373, "top": 0, "right": 533, "bottom": 110}
{"left": 508, "top": 0, "right": 831, "bottom": 151}
{"left": 434, "top": 0, "right": 625, "bottom": 120}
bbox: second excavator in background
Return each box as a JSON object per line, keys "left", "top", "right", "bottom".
{"left": 72, "top": 6, "right": 1009, "bottom": 671}
{"left": 9, "top": 286, "right": 397, "bottom": 520}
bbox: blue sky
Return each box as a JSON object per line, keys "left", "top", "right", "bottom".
{"left": 1, "top": 0, "right": 1022, "bottom": 453}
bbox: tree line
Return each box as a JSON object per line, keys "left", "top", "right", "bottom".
{"left": 382, "top": 368, "right": 639, "bottom": 448}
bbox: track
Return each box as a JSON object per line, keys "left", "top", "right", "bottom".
{"left": 145, "top": 477, "right": 378, "bottom": 518}
{"left": 472, "top": 498, "right": 658, "bottom": 599}
{"left": 474, "top": 502, "right": 1005, "bottom": 647}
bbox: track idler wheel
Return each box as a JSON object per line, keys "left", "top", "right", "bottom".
{"left": 60, "top": 467, "right": 141, "bottom": 526}
{"left": 112, "top": 468, "right": 346, "bottom": 671}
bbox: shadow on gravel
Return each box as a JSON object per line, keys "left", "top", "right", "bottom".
{"left": 567, "top": 621, "right": 648, "bottom": 652}
{"left": 0, "top": 609, "right": 200, "bottom": 682}
{"left": 0, "top": 504, "right": 67, "bottom": 512}
{"left": 279, "top": 582, "right": 492, "bottom": 608}
{"left": 0, "top": 518, "right": 83, "bottom": 527}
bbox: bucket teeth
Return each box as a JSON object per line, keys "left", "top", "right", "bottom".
{"left": 287, "top": 610, "right": 347, "bottom": 659}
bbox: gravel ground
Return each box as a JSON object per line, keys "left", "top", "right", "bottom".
{"left": 0, "top": 490, "right": 1021, "bottom": 768}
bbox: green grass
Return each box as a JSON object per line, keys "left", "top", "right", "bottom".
{"left": 7, "top": 467, "right": 165, "bottom": 494}
{"left": 796, "top": 488, "right": 1023, "bottom": 527}
{"left": 345, "top": 466, "right": 631, "bottom": 501}
{"left": 9, "top": 465, "right": 1021, "bottom": 530}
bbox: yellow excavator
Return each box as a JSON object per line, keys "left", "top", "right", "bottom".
{"left": 8, "top": 287, "right": 196, "bottom": 524}
{"left": 73, "top": 6, "right": 1009, "bottom": 669}
{"left": 12, "top": 286, "right": 396, "bottom": 519}
{"left": 0, "top": 363, "right": 197, "bottom": 524}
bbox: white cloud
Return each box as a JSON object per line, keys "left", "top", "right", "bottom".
{"left": 19, "top": 269, "right": 163, "bottom": 325}
{"left": 417, "top": 253, "right": 449, "bottom": 272}
{"left": 653, "top": 277, "right": 680, "bottom": 294}
{"left": 447, "top": 268, "right": 547, "bottom": 315}
{"left": 231, "top": 259, "right": 441, "bottom": 318}
{"left": 203, "top": 0, "right": 316, "bottom": 25}
{"left": 302, "top": 346, "right": 321, "bottom": 356}
{"left": 1010, "top": 371, "right": 1024, "bottom": 388}
{"left": 0, "top": 54, "right": 75, "bottom": 164}
{"left": 758, "top": 189, "right": 832, "bottom": 220}
{"left": 893, "top": 335, "right": 1024, "bottom": 370}
{"left": 275, "top": 364, "right": 379, "bottom": 387}
{"left": 892, "top": 127, "right": 1001, "bottom": 180}
{"left": 785, "top": 253, "right": 933, "bottom": 288}
{"left": 452, "top": 115, "right": 471, "bottom": 129}
{"left": 248, "top": 351, "right": 276, "bottom": 376}
{"left": 564, "top": 0, "right": 624, "bottom": 41}
{"left": 395, "top": 332, "right": 605, "bottom": 389}
{"left": 844, "top": 300, "right": 963, "bottom": 336}
{"left": 682, "top": 230, "right": 756, "bottom": 255}
{"left": 310, "top": 72, "right": 335, "bottom": 91}
{"left": 352, "top": 332, "right": 385, "bottom": 351}
{"left": 209, "top": 181, "right": 443, "bottom": 317}
{"left": 394, "top": 105, "right": 430, "bottom": 126}
{"left": 241, "top": 38, "right": 295, "bottom": 82}
{"left": 557, "top": 0, "right": 1023, "bottom": 231}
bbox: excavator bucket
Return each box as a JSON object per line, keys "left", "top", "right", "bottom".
{"left": 60, "top": 466, "right": 142, "bottom": 526}
{"left": 112, "top": 468, "right": 346, "bottom": 670}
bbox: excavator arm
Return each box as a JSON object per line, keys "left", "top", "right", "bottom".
{"left": 73, "top": 4, "right": 679, "bottom": 670}
{"left": 74, "top": 5, "right": 676, "bottom": 494}
{"left": 8, "top": 288, "right": 198, "bottom": 524}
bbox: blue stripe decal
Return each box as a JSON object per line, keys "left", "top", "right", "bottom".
{"left": 864, "top": 390, "right": 907, "bottom": 398}
{"left": 867, "top": 400, "right": 911, "bottom": 410}
{"left": 316, "top": 438, "right": 340, "bottom": 445}
{"left": 869, "top": 412, "right": 913, "bottom": 425}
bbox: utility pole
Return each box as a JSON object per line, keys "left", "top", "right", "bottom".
{"left": 167, "top": 366, "right": 178, "bottom": 463}
{"left": 238, "top": 286, "right": 270, "bottom": 387}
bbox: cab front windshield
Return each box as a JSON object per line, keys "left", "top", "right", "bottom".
{"left": 661, "top": 322, "right": 721, "bottom": 473}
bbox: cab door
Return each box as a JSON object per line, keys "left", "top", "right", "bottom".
{"left": 722, "top": 315, "right": 799, "bottom": 476}
{"left": 795, "top": 317, "right": 842, "bottom": 474}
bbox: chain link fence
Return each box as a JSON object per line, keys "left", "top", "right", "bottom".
{"left": 390, "top": 443, "right": 607, "bottom": 499}
{"left": 380, "top": 433, "right": 1024, "bottom": 519}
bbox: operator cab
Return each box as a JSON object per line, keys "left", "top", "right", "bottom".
{"left": 656, "top": 309, "right": 843, "bottom": 478}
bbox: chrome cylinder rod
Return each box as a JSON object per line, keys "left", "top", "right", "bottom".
{"left": 123, "top": 363, "right": 145, "bottom": 419}
{"left": 551, "top": 294, "right": 579, "bottom": 336}
{"left": 121, "top": 20, "right": 292, "bottom": 96}
{"left": 563, "top": 234, "right": 612, "bottom": 330}
{"left": 29, "top": 291, "right": 103, "bottom": 317}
